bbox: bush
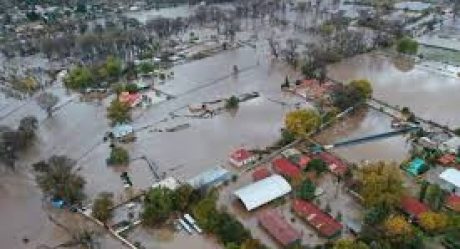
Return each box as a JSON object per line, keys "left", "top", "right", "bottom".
{"left": 92, "top": 192, "right": 114, "bottom": 222}
{"left": 225, "top": 96, "right": 239, "bottom": 109}
{"left": 107, "top": 146, "right": 129, "bottom": 165}
{"left": 307, "top": 158, "right": 327, "bottom": 175}
{"left": 297, "top": 179, "right": 316, "bottom": 201}
{"left": 397, "top": 37, "right": 419, "bottom": 55}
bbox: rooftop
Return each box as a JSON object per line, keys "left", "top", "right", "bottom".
{"left": 439, "top": 168, "right": 460, "bottom": 188}
{"left": 316, "top": 152, "right": 348, "bottom": 176}
{"left": 252, "top": 167, "right": 272, "bottom": 182}
{"left": 258, "top": 209, "right": 301, "bottom": 247}
{"left": 292, "top": 199, "right": 342, "bottom": 238}
{"left": 229, "top": 148, "right": 254, "bottom": 163}
{"left": 187, "top": 166, "right": 232, "bottom": 189}
{"left": 234, "top": 175, "right": 292, "bottom": 211}
{"left": 400, "top": 196, "right": 429, "bottom": 219}
{"left": 272, "top": 158, "right": 301, "bottom": 179}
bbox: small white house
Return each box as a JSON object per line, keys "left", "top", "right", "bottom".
{"left": 439, "top": 168, "right": 460, "bottom": 196}
{"left": 229, "top": 148, "right": 256, "bottom": 168}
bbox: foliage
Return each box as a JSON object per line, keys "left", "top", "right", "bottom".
{"left": 284, "top": 109, "right": 321, "bottom": 137}
{"left": 92, "top": 192, "right": 114, "bottom": 223}
{"left": 357, "top": 161, "right": 405, "bottom": 208}
{"left": 418, "top": 211, "right": 448, "bottom": 233}
{"left": 307, "top": 158, "right": 327, "bottom": 175}
{"left": 225, "top": 96, "right": 240, "bottom": 109}
{"left": 332, "top": 83, "right": 368, "bottom": 111}
{"left": 138, "top": 62, "right": 157, "bottom": 74}
{"left": 333, "top": 238, "right": 370, "bottom": 249}
{"left": 107, "top": 100, "right": 131, "bottom": 126}
{"left": 384, "top": 215, "right": 413, "bottom": 237}
{"left": 397, "top": 37, "right": 418, "bottom": 55}
{"left": 349, "top": 79, "right": 373, "bottom": 99}
{"left": 107, "top": 146, "right": 129, "bottom": 165}
{"left": 425, "top": 184, "right": 444, "bottom": 211}
{"left": 277, "top": 129, "right": 296, "bottom": 146}
{"left": 142, "top": 184, "right": 201, "bottom": 227}
{"left": 36, "top": 92, "right": 59, "bottom": 117}
{"left": 102, "top": 56, "right": 122, "bottom": 79}
{"left": 142, "top": 187, "right": 175, "bottom": 226}
{"left": 65, "top": 66, "right": 93, "bottom": 89}
{"left": 297, "top": 179, "right": 316, "bottom": 201}
{"left": 454, "top": 128, "right": 460, "bottom": 136}
{"left": 34, "top": 155, "right": 86, "bottom": 205}
{"left": 364, "top": 203, "right": 390, "bottom": 225}
{"left": 124, "top": 83, "right": 139, "bottom": 93}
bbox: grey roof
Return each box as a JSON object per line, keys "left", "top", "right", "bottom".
{"left": 187, "top": 166, "right": 231, "bottom": 189}
{"left": 440, "top": 168, "right": 460, "bottom": 188}
{"left": 234, "top": 175, "right": 292, "bottom": 211}
{"left": 394, "top": 1, "right": 431, "bottom": 11}
{"left": 112, "top": 123, "right": 134, "bottom": 138}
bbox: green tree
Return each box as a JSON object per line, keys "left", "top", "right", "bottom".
{"left": 307, "top": 158, "right": 327, "bottom": 175}
{"left": 454, "top": 128, "right": 460, "bottom": 136}
{"left": 65, "top": 66, "right": 93, "bottom": 89}
{"left": 124, "top": 83, "right": 139, "bottom": 93}
{"left": 172, "top": 184, "right": 201, "bottom": 212}
{"left": 418, "top": 211, "right": 449, "bottom": 233}
{"left": 34, "top": 155, "right": 85, "bottom": 205}
{"left": 107, "top": 146, "right": 129, "bottom": 165}
{"left": 92, "top": 192, "right": 114, "bottom": 223}
{"left": 103, "top": 56, "right": 122, "bottom": 79}
{"left": 333, "top": 238, "right": 370, "bottom": 249}
{"left": 349, "top": 79, "right": 373, "bottom": 99}
{"left": 364, "top": 203, "right": 390, "bottom": 225}
{"left": 277, "top": 129, "right": 296, "bottom": 146}
{"left": 284, "top": 109, "right": 321, "bottom": 137}
{"left": 357, "top": 161, "right": 405, "bottom": 208}
{"left": 142, "top": 187, "right": 175, "bottom": 226}
{"left": 397, "top": 37, "right": 418, "bottom": 55}
{"left": 297, "top": 179, "right": 316, "bottom": 201}
{"left": 107, "top": 100, "right": 131, "bottom": 126}
{"left": 225, "top": 96, "right": 240, "bottom": 109}
{"left": 425, "top": 184, "right": 444, "bottom": 211}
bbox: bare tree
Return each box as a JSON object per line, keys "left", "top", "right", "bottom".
{"left": 36, "top": 92, "right": 59, "bottom": 117}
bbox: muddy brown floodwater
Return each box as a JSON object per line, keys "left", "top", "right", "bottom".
{"left": 315, "top": 108, "right": 411, "bottom": 164}
{"left": 327, "top": 52, "right": 460, "bottom": 127}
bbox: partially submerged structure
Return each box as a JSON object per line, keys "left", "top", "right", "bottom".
{"left": 229, "top": 148, "right": 256, "bottom": 168}
{"left": 234, "top": 175, "right": 292, "bottom": 211}
{"left": 292, "top": 199, "right": 342, "bottom": 238}
{"left": 439, "top": 168, "right": 460, "bottom": 196}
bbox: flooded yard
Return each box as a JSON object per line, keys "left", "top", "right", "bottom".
{"left": 315, "top": 108, "right": 411, "bottom": 164}
{"left": 327, "top": 52, "right": 460, "bottom": 127}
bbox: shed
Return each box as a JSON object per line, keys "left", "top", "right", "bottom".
{"left": 234, "top": 175, "right": 292, "bottom": 211}
{"left": 229, "top": 148, "right": 256, "bottom": 168}
{"left": 112, "top": 123, "right": 134, "bottom": 139}
{"left": 439, "top": 168, "right": 460, "bottom": 195}
{"left": 187, "top": 166, "right": 232, "bottom": 190}
{"left": 406, "top": 158, "right": 427, "bottom": 176}
{"left": 258, "top": 209, "right": 301, "bottom": 247}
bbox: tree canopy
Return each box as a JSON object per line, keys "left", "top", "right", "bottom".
{"left": 297, "top": 178, "right": 316, "bottom": 201}
{"left": 397, "top": 37, "right": 418, "bottom": 55}
{"left": 349, "top": 79, "right": 373, "bottom": 99}
{"left": 92, "top": 192, "right": 114, "bottom": 223}
{"left": 36, "top": 92, "right": 59, "bottom": 117}
{"left": 284, "top": 109, "right": 321, "bottom": 137}
{"left": 34, "top": 155, "right": 86, "bottom": 205}
{"left": 107, "top": 100, "right": 131, "bottom": 126}
{"left": 65, "top": 66, "right": 93, "bottom": 89}
{"left": 357, "top": 161, "right": 405, "bottom": 208}
{"left": 333, "top": 238, "right": 370, "bottom": 249}
{"left": 107, "top": 146, "right": 129, "bottom": 166}
{"left": 418, "top": 211, "right": 448, "bottom": 233}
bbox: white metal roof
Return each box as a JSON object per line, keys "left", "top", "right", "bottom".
{"left": 234, "top": 175, "right": 292, "bottom": 211}
{"left": 440, "top": 168, "right": 460, "bottom": 188}
{"left": 151, "top": 177, "right": 180, "bottom": 190}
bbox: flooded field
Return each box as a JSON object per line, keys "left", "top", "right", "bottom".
{"left": 328, "top": 52, "right": 460, "bottom": 127}
{"left": 315, "top": 108, "right": 411, "bottom": 164}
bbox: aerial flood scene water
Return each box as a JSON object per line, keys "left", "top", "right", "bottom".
{"left": 1, "top": 1, "right": 460, "bottom": 249}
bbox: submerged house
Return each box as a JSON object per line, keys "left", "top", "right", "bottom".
{"left": 258, "top": 209, "right": 301, "bottom": 247}
{"left": 439, "top": 168, "right": 460, "bottom": 196}
{"left": 405, "top": 158, "right": 427, "bottom": 176}
{"left": 187, "top": 166, "right": 232, "bottom": 190}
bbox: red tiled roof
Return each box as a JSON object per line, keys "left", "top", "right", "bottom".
{"left": 292, "top": 199, "right": 342, "bottom": 238}
{"left": 400, "top": 196, "right": 429, "bottom": 218}
{"left": 316, "top": 152, "right": 348, "bottom": 176}
{"left": 438, "top": 154, "right": 456, "bottom": 166}
{"left": 272, "top": 158, "right": 301, "bottom": 178}
{"left": 446, "top": 194, "right": 460, "bottom": 212}
{"left": 252, "top": 168, "right": 272, "bottom": 181}
{"left": 230, "top": 148, "right": 254, "bottom": 162}
{"left": 119, "top": 91, "right": 141, "bottom": 106}
{"left": 291, "top": 155, "right": 311, "bottom": 170}
{"left": 258, "top": 209, "right": 301, "bottom": 247}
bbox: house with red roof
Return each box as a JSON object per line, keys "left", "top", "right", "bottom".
{"left": 229, "top": 148, "right": 256, "bottom": 168}
{"left": 252, "top": 167, "right": 272, "bottom": 181}
{"left": 400, "top": 196, "right": 429, "bottom": 220}
{"left": 292, "top": 199, "right": 342, "bottom": 238}
{"left": 118, "top": 91, "right": 142, "bottom": 108}
{"left": 446, "top": 194, "right": 460, "bottom": 212}
{"left": 438, "top": 154, "right": 457, "bottom": 166}
{"left": 258, "top": 209, "right": 301, "bottom": 247}
{"left": 272, "top": 158, "right": 301, "bottom": 179}
{"left": 316, "top": 152, "right": 348, "bottom": 176}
